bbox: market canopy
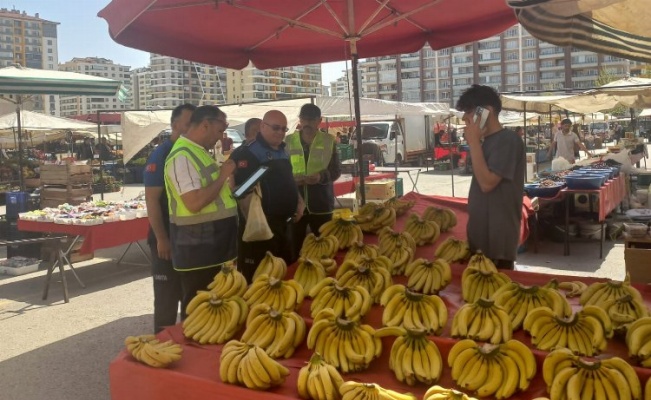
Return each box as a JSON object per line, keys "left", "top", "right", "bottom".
{"left": 500, "top": 94, "right": 577, "bottom": 113}
{"left": 553, "top": 77, "right": 651, "bottom": 114}
{"left": 0, "top": 110, "right": 96, "bottom": 133}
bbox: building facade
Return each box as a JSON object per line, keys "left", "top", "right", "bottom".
{"left": 329, "top": 68, "right": 362, "bottom": 98}
{"left": 226, "top": 63, "right": 322, "bottom": 103}
{"left": 131, "top": 67, "right": 152, "bottom": 110}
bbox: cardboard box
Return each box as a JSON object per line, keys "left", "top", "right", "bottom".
{"left": 335, "top": 193, "right": 359, "bottom": 214}
{"left": 363, "top": 179, "right": 396, "bottom": 200}
{"left": 626, "top": 248, "right": 651, "bottom": 284}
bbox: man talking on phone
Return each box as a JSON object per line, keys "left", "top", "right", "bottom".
{"left": 457, "top": 85, "right": 525, "bottom": 270}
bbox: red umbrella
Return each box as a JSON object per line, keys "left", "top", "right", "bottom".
{"left": 98, "top": 0, "right": 517, "bottom": 201}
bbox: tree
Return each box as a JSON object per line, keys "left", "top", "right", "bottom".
{"left": 595, "top": 67, "right": 627, "bottom": 116}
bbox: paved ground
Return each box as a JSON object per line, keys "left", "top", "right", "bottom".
{"left": 0, "top": 151, "right": 647, "bottom": 400}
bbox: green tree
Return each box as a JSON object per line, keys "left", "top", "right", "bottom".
{"left": 595, "top": 67, "right": 627, "bottom": 116}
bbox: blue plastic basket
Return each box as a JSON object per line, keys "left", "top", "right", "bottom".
{"left": 5, "top": 191, "right": 28, "bottom": 220}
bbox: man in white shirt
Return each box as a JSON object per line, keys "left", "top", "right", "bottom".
{"left": 548, "top": 118, "right": 592, "bottom": 164}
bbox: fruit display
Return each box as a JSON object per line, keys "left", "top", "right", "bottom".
{"left": 380, "top": 284, "right": 448, "bottom": 334}
{"left": 340, "top": 382, "right": 417, "bottom": 400}
{"left": 319, "top": 256, "right": 338, "bottom": 275}
{"left": 293, "top": 257, "right": 327, "bottom": 293}
{"left": 252, "top": 251, "right": 287, "bottom": 280}
{"left": 461, "top": 267, "right": 511, "bottom": 303}
{"left": 240, "top": 303, "right": 306, "bottom": 358}
{"left": 423, "top": 386, "right": 478, "bottom": 400}
{"left": 355, "top": 203, "right": 397, "bottom": 234}
{"left": 182, "top": 292, "right": 248, "bottom": 344}
{"left": 492, "top": 282, "right": 572, "bottom": 329}
{"left": 404, "top": 213, "right": 441, "bottom": 246}
{"left": 343, "top": 241, "right": 379, "bottom": 262}
{"left": 434, "top": 237, "right": 470, "bottom": 262}
{"left": 378, "top": 227, "right": 416, "bottom": 275}
{"left": 447, "top": 339, "right": 536, "bottom": 399}
{"left": 300, "top": 233, "right": 339, "bottom": 260}
{"left": 558, "top": 280, "right": 588, "bottom": 297}
{"left": 601, "top": 294, "right": 649, "bottom": 333}
{"left": 335, "top": 258, "right": 393, "bottom": 303}
{"left": 307, "top": 309, "right": 381, "bottom": 372}
{"left": 309, "top": 277, "right": 372, "bottom": 319}
{"left": 243, "top": 274, "right": 305, "bottom": 311}
{"left": 383, "top": 197, "right": 415, "bottom": 217}
{"left": 319, "top": 216, "right": 364, "bottom": 249}
{"left": 404, "top": 258, "right": 452, "bottom": 294}
{"left": 297, "top": 353, "right": 345, "bottom": 400}
{"left": 125, "top": 335, "right": 183, "bottom": 368}
{"left": 626, "top": 317, "right": 651, "bottom": 366}
{"left": 522, "top": 306, "right": 613, "bottom": 355}
{"left": 451, "top": 298, "right": 512, "bottom": 344}
{"left": 219, "top": 340, "right": 290, "bottom": 389}
{"left": 423, "top": 206, "right": 457, "bottom": 232}
{"left": 207, "top": 263, "right": 248, "bottom": 297}
{"left": 466, "top": 251, "right": 498, "bottom": 273}
{"left": 542, "top": 348, "right": 641, "bottom": 400}
{"left": 580, "top": 273, "right": 643, "bottom": 308}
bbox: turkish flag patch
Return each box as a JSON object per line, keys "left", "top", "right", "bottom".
{"left": 237, "top": 160, "right": 248, "bottom": 168}
{"left": 145, "top": 163, "right": 156, "bottom": 172}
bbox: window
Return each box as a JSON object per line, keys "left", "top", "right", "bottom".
{"left": 47, "top": 48, "right": 52, "bottom": 53}
{"left": 47, "top": 39, "right": 52, "bottom": 45}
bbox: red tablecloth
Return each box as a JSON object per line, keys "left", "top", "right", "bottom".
{"left": 333, "top": 173, "right": 397, "bottom": 197}
{"left": 17, "top": 218, "right": 149, "bottom": 254}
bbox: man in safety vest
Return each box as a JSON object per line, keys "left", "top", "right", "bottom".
{"left": 285, "top": 104, "right": 341, "bottom": 260}
{"left": 164, "top": 105, "right": 238, "bottom": 315}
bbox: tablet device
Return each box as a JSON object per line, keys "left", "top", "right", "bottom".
{"left": 233, "top": 166, "right": 269, "bottom": 199}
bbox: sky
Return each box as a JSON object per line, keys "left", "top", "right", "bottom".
{"left": 3, "top": 0, "right": 347, "bottom": 86}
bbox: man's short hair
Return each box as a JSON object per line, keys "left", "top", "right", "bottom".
{"left": 190, "top": 105, "right": 225, "bottom": 125}
{"left": 245, "top": 117, "right": 262, "bottom": 134}
{"left": 561, "top": 118, "right": 572, "bottom": 125}
{"left": 455, "top": 84, "right": 502, "bottom": 114}
{"left": 299, "top": 103, "right": 321, "bottom": 120}
{"left": 170, "top": 103, "right": 197, "bottom": 124}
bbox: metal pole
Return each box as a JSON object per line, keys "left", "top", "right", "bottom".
{"left": 97, "top": 111, "right": 104, "bottom": 200}
{"left": 447, "top": 122, "right": 455, "bottom": 197}
{"left": 16, "top": 98, "right": 25, "bottom": 192}
{"left": 351, "top": 52, "right": 365, "bottom": 205}
{"left": 524, "top": 103, "right": 528, "bottom": 181}
{"left": 537, "top": 116, "right": 541, "bottom": 175}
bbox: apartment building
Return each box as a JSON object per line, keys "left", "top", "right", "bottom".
{"left": 0, "top": 9, "right": 59, "bottom": 116}
{"left": 329, "top": 69, "right": 362, "bottom": 97}
{"left": 226, "top": 63, "right": 322, "bottom": 103}
{"left": 131, "top": 67, "right": 152, "bottom": 110}
{"left": 355, "top": 24, "right": 633, "bottom": 107}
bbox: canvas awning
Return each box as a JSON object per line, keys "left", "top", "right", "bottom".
{"left": 500, "top": 94, "right": 577, "bottom": 113}
{"left": 0, "top": 110, "right": 97, "bottom": 133}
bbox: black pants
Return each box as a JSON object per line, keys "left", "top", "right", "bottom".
{"left": 492, "top": 259, "right": 515, "bottom": 270}
{"left": 150, "top": 242, "right": 183, "bottom": 333}
{"left": 291, "top": 211, "right": 333, "bottom": 262}
{"left": 178, "top": 266, "right": 221, "bottom": 320}
{"left": 238, "top": 214, "right": 293, "bottom": 284}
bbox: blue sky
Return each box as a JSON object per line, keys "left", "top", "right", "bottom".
{"left": 3, "top": 0, "right": 346, "bottom": 85}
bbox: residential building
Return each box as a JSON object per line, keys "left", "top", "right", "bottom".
{"left": 131, "top": 67, "right": 152, "bottom": 110}
{"left": 226, "top": 63, "right": 322, "bottom": 103}
{"left": 329, "top": 68, "right": 362, "bottom": 97}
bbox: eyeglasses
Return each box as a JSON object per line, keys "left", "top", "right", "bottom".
{"left": 263, "top": 121, "right": 289, "bottom": 133}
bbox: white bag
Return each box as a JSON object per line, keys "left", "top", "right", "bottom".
{"left": 242, "top": 184, "right": 274, "bottom": 242}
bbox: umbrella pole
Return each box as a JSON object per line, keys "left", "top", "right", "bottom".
{"left": 524, "top": 104, "right": 528, "bottom": 181}
{"left": 16, "top": 98, "right": 25, "bottom": 192}
{"left": 98, "top": 111, "right": 104, "bottom": 200}
{"left": 351, "top": 52, "right": 365, "bottom": 205}
{"left": 448, "top": 122, "right": 454, "bottom": 197}
{"left": 537, "top": 116, "right": 541, "bottom": 175}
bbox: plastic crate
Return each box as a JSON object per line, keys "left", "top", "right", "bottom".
{"left": 337, "top": 144, "right": 354, "bottom": 161}
{"left": 396, "top": 177, "right": 404, "bottom": 197}
{"left": 6, "top": 191, "right": 28, "bottom": 220}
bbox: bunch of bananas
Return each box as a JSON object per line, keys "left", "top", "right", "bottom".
{"left": 293, "top": 257, "right": 327, "bottom": 293}
{"left": 340, "top": 382, "right": 417, "bottom": 400}
{"left": 404, "top": 213, "right": 440, "bottom": 246}
{"left": 182, "top": 292, "right": 248, "bottom": 344}
{"left": 434, "top": 237, "right": 470, "bottom": 262}
{"left": 309, "top": 277, "right": 372, "bottom": 319}
{"left": 461, "top": 267, "right": 511, "bottom": 303}
{"left": 404, "top": 258, "right": 452, "bottom": 294}
{"left": 297, "top": 352, "right": 345, "bottom": 400}
{"left": 523, "top": 306, "right": 613, "bottom": 355}
{"left": 243, "top": 273, "right": 305, "bottom": 311}
{"left": 319, "top": 216, "right": 364, "bottom": 249}
{"left": 319, "top": 256, "right": 338, "bottom": 275}
{"left": 300, "top": 233, "right": 339, "bottom": 260}
{"left": 423, "top": 206, "right": 457, "bottom": 232}
{"left": 125, "top": 335, "right": 183, "bottom": 368}
{"left": 558, "top": 280, "right": 588, "bottom": 297}
{"left": 601, "top": 294, "right": 649, "bottom": 333}
{"left": 207, "top": 263, "right": 248, "bottom": 297}
{"left": 252, "top": 251, "right": 287, "bottom": 281}
{"left": 307, "top": 308, "right": 381, "bottom": 372}
{"left": 240, "top": 303, "right": 306, "bottom": 358}
{"left": 378, "top": 227, "right": 416, "bottom": 275}
{"left": 423, "top": 386, "right": 478, "bottom": 400}
{"left": 466, "top": 251, "right": 498, "bottom": 273}
{"left": 343, "top": 241, "right": 379, "bottom": 262}
{"left": 384, "top": 197, "right": 415, "bottom": 217}
{"left": 380, "top": 284, "right": 447, "bottom": 334}
{"left": 451, "top": 298, "right": 512, "bottom": 344}
{"left": 335, "top": 258, "right": 392, "bottom": 303}
{"left": 542, "top": 348, "right": 641, "bottom": 400}
{"left": 448, "top": 339, "right": 536, "bottom": 399}
{"left": 625, "top": 317, "right": 651, "bottom": 366}
{"left": 492, "top": 282, "right": 572, "bottom": 329}
{"left": 219, "top": 340, "right": 290, "bottom": 389}
{"left": 375, "top": 326, "right": 443, "bottom": 385}
{"left": 355, "top": 203, "right": 396, "bottom": 233}
{"left": 580, "top": 274, "right": 643, "bottom": 308}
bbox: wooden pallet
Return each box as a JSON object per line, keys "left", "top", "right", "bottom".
{"left": 41, "top": 186, "right": 93, "bottom": 201}
{"left": 40, "top": 164, "right": 92, "bottom": 185}
{"left": 40, "top": 198, "right": 88, "bottom": 209}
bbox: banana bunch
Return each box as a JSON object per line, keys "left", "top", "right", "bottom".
{"left": 523, "top": 306, "right": 613, "bottom": 355}
{"left": 294, "top": 257, "right": 327, "bottom": 293}
{"left": 319, "top": 257, "right": 338, "bottom": 275}
{"left": 300, "top": 233, "right": 339, "bottom": 260}
{"left": 240, "top": 303, "right": 306, "bottom": 358}
{"left": 423, "top": 206, "right": 457, "bottom": 232}
{"left": 297, "top": 352, "right": 345, "bottom": 400}
{"left": 183, "top": 292, "right": 248, "bottom": 344}
{"left": 461, "top": 267, "right": 511, "bottom": 303}
{"left": 375, "top": 326, "right": 443, "bottom": 386}
{"left": 492, "top": 282, "right": 572, "bottom": 329}
{"left": 306, "top": 309, "right": 382, "bottom": 372}
{"left": 451, "top": 298, "right": 512, "bottom": 344}
{"left": 243, "top": 273, "right": 305, "bottom": 311}
{"left": 340, "top": 382, "right": 417, "bottom": 400}
{"left": 580, "top": 273, "right": 644, "bottom": 308}
{"left": 466, "top": 251, "right": 498, "bottom": 273}
{"left": 378, "top": 227, "right": 416, "bottom": 275}
{"left": 380, "top": 284, "right": 447, "bottom": 334}
{"left": 558, "top": 280, "right": 588, "bottom": 297}
{"left": 447, "top": 339, "right": 536, "bottom": 399}
{"left": 404, "top": 213, "right": 440, "bottom": 246}
{"left": 343, "top": 241, "right": 379, "bottom": 262}
{"left": 601, "top": 294, "right": 649, "bottom": 333}
{"left": 207, "top": 263, "right": 248, "bottom": 297}
{"left": 542, "top": 348, "right": 641, "bottom": 400}
{"left": 626, "top": 317, "right": 651, "bottom": 366}
{"left": 404, "top": 258, "right": 452, "bottom": 294}
{"left": 434, "top": 237, "right": 470, "bottom": 263}
{"left": 423, "top": 386, "right": 478, "bottom": 400}
{"left": 335, "top": 259, "right": 393, "bottom": 303}
{"left": 384, "top": 197, "right": 415, "bottom": 217}
{"left": 125, "top": 335, "right": 183, "bottom": 368}
{"left": 319, "top": 216, "right": 364, "bottom": 249}
{"left": 355, "top": 204, "right": 397, "bottom": 234}
{"left": 252, "top": 251, "right": 287, "bottom": 281}
{"left": 219, "top": 340, "right": 290, "bottom": 389}
{"left": 309, "top": 277, "right": 372, "bottom": 319}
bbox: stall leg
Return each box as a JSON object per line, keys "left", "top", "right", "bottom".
{"left": 564, "top": 194, "right": 570, "bottom": 256}
{"left": 56, "top": 249, "right": 70, "bottom": 303}
{"left": 42, "top": 259, "right": 56, "bottom": 300}
{"left": 600, "top": 222, "right": 605, "bottom": 259}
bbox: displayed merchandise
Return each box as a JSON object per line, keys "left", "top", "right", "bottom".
{"left": 18, "top": 199, "right": 146, "bottom": 225}
{"left": 293, "top": 258, "right": 328, "bottom": 293}
{"left": 451, "top": 298, "right": 512, "bottom": 344}
{"left": 380, "top": 284, "right": 447, "bottom": 334}
{"left": 557, "top": 281, "right": 588, "bottom": 297}
{"left": 300, "top": 233, "right": 339, "bottom": 260}
{"left": 356, "top": 203, "right": 397, "bottom": 234}
{"left": 340, "top": 381, "right": 416, "bottom": 400}
{"left": 319, "top": 216, "right": 364, "bottom": 249}
{"left": 461, "top": 267, "right": 512, "bottom": 303}
{"left": 243, "top": 274, "right": 304, "bottom": 311}
{"left": 434, "top": 237, "right": 470, "bottom": 262}
{"left": 297, "top": 353, "right": 344, "bottom": 400}
{"left": 404, "top": 258, "right": 452, "bottom": 295}
{"left": 466, "top": 251, "right": 498, "bottom": 273}
{"left": 404, "top": 213, "right": 441, "bottom": 246}
{"left": 335, "top": 257, "right": 393, "bottom": 303}
{"left": 308, "top": 277, "right": 372, "bottom": 319}
{"left": 124, "top": 335, "right": 182, "bottom": 368}
{"left": 219, "top": 341, "right": 290, "bottom": 389}
{"left": 240, "top": 304, "right": 306, "bottom": 359}
{"left": 182, "top": 292, "right": 248, "bottom": 344}
{"left": 252, "top": 251, "right": 287, "bottom": 281}
{"left": 378, "top": 227, "right": 416, "bottom": 275}
{"left": 343, "top": 242, "right": 379, "bottom": 262}
{"left": 383, "top": 198, "right": 415, "bottom": 217}
{"left": 422, "top": 206, "right": 458, "bottom": 232}
{"left": 206, "top": 263, "right": 248, "bottom": 298}
{"left": 492, "top": 282, "right": 573, "bottom": 330}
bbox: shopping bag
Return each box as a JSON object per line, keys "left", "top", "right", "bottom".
{"left": 242, "top": 184, "right": 274, "bottom": 242}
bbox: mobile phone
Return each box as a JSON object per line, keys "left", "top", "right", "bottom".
{"left": 473, "top": 106, "right": 489, "bottom": 130}
{"left": 232, "top": 166, "right": 269, "bottom": 199}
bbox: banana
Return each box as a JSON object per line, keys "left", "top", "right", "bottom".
{"left": 580, "top": 273, "right": 643, "bottom": 308}
{"left": 252, "top": 251, "right": 287, "bottom": 281}
{"left": 182, "top": 293, "right": 248, "bottom": 344}
{"left": 461, "top": 267, "right": 511, "bottom": 303}
{"left": 405, "top": 258, "right": 451, "bottom": 294}
{"left": 404, "top": 213, "right": 441, "bottom": 246}
{"left": 492, "top": 282, "right": 571, "bottom": 330}
{"left": 451, "top": 298, "right": 512, "bottom": 344}
{"left": 380, "top": 284, "right": 447, "bottom": 334}
{"left": 335, "top": 258, "right": 392, "bottom": 303}
{"left": 423, "top": 386, "right": 478, "bottom": 400}
{"left": 434, "top": 237, "right": 470, "bottom": 262}
{"left": 207, "top": 262, "right": 248, "bottom": 297}
{"left": 467, "top": 250, "right": 498, "bottom": 273}
{"left": 320, "top": 215, "right": 364, "bottom": 249}
{"left": 344, "top": 242, "right": 380, "bottom": 262}
{"left": 124, "top": 335, "right": 183, "bottom": 368}
{"left": 243, "top": 274, "right": 305, "bottom": 311}
{"left": 294, "top": 257, "right": 327, "bottom": 294}
{"left": 558, "top": 280, "right": 588, "bottom": 297}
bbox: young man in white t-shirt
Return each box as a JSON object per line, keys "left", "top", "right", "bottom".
{"left": 548, "top": 119, "right": 592, "bottom": 164}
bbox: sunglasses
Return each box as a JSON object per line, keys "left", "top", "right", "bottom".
{"left": 263, "top": 121, "right": 289, "bottom": 133}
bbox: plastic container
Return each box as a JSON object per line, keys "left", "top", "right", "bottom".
{"left": 624, "top": 222, "right": 649, "bottom": 238}
{"left": 564, "top": 175, "right": 606, "bottom": 190}
{"left": 524, "top": 183, "right": 565, "bottom": 198}
{"left": 5, "top": 191, "right": 28, "bottom": 220}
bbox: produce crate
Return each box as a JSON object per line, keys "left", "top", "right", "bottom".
{"left": 363, "top": 179, "right": 396, "bottom": 200}
{"left": 24, "top": 178, "right": 41, "bottom": 188}
{"left": 41, "top": 185, "right": 92, "bottom": 201}
{"left": 336, "top": 144, "right": 354, "bottom": 161}
{"left": 625, "top": 235, "right": 651, "bottom": 284}
{"left": 40, "top": 163, "right": 92, "bottom": 185}
{"left": 40, "top": 198, "right": 87, "bottom": 209}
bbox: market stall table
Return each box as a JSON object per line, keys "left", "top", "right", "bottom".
{"left": 333, "top": 172, "right": 396, "bottom": 197}
{"left": 373, "top": 167, "right": 422, "bottom": 193}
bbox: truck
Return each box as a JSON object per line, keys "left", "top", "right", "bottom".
{"left": 358, "top": 115, "right": 436, "bottom": 166}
